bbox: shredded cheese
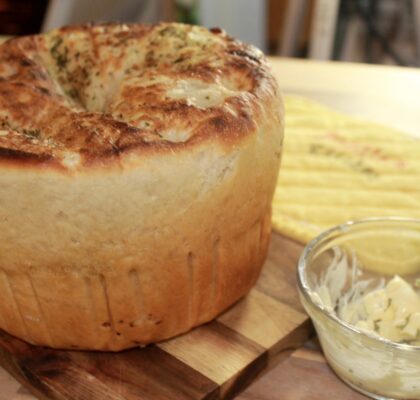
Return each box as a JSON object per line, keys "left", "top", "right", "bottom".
{"left": 312, "top": 248, "right": 420, "bottom": 345}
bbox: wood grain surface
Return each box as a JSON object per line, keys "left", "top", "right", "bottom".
{"left": 238, "top": 340, "right": 369, "bottom": 400}
{"left": 0, "top": 232, "right": 311, "bottom": 400}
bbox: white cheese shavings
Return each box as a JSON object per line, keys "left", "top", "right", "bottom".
{"left": 312, "top": 248, "right": 420, "bottom": 345}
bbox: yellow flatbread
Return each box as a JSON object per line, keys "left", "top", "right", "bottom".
{"left": 272, "top": 96, "right": 420, "bottom": 244}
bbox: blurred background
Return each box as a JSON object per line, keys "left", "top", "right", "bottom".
{"left": 0, "top": 0, "right": 419, "bottom": 67}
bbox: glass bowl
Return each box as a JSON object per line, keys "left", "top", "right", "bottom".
{"left": 297, "top": 217, "right": 420, "bottom": 400}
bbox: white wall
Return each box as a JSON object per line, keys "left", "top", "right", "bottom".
{"left": 42, "top": 0, "right": 160, "bottom": 31}
{"left": 198, "top": 0, "right": 266, "bottom": 52}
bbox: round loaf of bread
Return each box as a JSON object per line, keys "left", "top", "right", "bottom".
{"left": 0, "top": 22, "right": 283, "bottom": 351}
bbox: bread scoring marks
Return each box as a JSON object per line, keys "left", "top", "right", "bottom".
{"left": 0, "top": 270, "right": 30, "bottom": 339}
{"left": 256, "top": 217, "right": 263, "bottom": 264}
{"left": 259, "top": 207, "right": 271, "bottom": 263}
{"left": 0, "top": 272, "right": 8, "bottom": 331}
{"left": 83, "top": 275, "right": 103, "bottom": 340}
{"left": 166, "top": 79, "right": 241, "bottom": 109}
{"left": 26, "top": 272, "right": 56, "bottom": 347}
{"left": 187, "top": 251, "right": 195, "bottom": 328}
{"left": 251, "top": 218, "right": 263, "bottom": 283}
{"left": 128, "top": 268, "right": 145, "bottom": 329}
{"left": 98, "top": 274, "right": 117, "bottom": 336}
{"left": 211, "top": 237, "right": 220, "bottom": 314}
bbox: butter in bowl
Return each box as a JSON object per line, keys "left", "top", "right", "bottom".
{"left": 297, "top": 217, "right": 420, "bottom": 400}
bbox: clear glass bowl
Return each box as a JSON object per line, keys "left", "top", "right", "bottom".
{"left": 297, "top": 217, "right": 420, "bottom": 400}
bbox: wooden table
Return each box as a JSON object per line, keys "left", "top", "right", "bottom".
{"left": 1, "top": 58, "right": 420, "bottom": 399}
{"left": 270, "top": 57, "right": 420, "bottom": 139}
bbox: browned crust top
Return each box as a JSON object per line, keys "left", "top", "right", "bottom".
{"left": 0, "top": 22, "right": 279, "bottom": 170}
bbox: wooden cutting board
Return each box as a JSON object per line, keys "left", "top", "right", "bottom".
{"left": 0, "top": 232, "right": 311, "bottom": 400}
{"left": 238, "top": 340, "right": 369, "bottom": 400}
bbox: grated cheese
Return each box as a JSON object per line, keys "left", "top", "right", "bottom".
{"left": 312, "top": 248, "right": 420, "bottom": 345}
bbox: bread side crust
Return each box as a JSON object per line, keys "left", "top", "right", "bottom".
{"left": 0, "top": 93, "right": 282, "bottom": 350}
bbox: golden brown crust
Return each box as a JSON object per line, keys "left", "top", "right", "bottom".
{"left": 0, "top": 23, "right": 283, "bottom": 350}
{"left": 0, "top": 22, "right": 278, "bottom": 170}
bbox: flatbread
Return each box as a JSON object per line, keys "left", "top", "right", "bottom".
{"left": 272, "top": 96, "right": 420, "bottom": 243}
